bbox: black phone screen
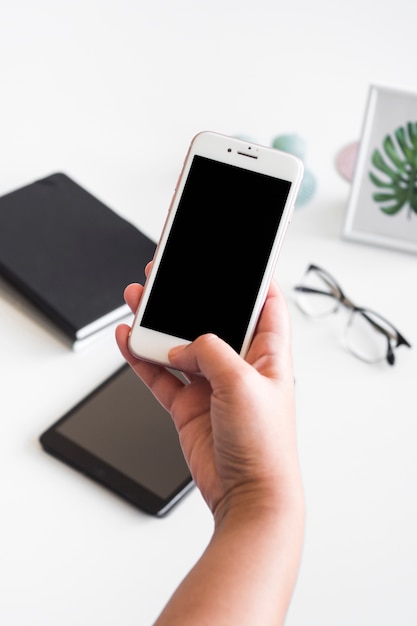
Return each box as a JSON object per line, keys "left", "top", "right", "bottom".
{"left": 141, "top": 155, "right": 291, "bottom": 352}
{"left": 40, "top": 365, "right": 193, "bottom": 516}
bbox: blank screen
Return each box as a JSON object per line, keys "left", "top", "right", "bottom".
{"left": 141, "top": 155, "right": 291, "bottom": 352}
{"left": 56, "top": 366, "right": 190, "bottom": 499}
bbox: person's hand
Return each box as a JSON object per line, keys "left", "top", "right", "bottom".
{"left": 116, "top": 272, "right": 304, "bottom": 625}
{"left": 115, "top": 271, "right": 302, "bottom": 523}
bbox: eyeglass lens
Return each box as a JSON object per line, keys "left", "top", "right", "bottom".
{"left": 345, "top": 309, "right": 393, "bottom": 363}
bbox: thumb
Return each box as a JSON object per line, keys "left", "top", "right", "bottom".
{"left": 169, "top": 333, "right": 249, "bottom": 385}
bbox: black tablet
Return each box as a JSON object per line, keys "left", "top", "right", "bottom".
{"left": 40, "top": 365, "right": 193, "bottom": 516}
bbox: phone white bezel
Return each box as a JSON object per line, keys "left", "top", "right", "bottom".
{"left": 128, "top": 131, "right": 303, "bottom": 367}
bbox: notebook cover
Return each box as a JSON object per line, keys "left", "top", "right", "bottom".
{"left": 0, "top": 173, "right": 156, "bottom": 342}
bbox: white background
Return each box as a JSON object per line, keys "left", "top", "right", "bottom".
{"left": 1, "top": 2, "right": 416, "bottom": 625}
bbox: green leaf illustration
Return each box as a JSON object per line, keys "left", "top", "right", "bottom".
{"left": 368, "top": 121, "right": 417, "bottom": 217}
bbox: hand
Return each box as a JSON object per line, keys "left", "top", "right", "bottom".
{"left": 116, "top": 273, "right": 301, "bottom": 523}
{"left": 116, "top": 274, "right": 304, "bottom": 625}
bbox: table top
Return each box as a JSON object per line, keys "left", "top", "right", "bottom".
{"left": 1, "top": 2, "right": 416, "bottom": 625}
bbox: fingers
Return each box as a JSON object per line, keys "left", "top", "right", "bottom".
{"left": 115, "top": 322, "right": 138, "bottom": 368}
{"left": 115, "top": 323, "right": 184, "bottom": 414}
{"left": 117, "top": 274, "right": 187, "bottom": 414}
{"left": 245, "top": 281, "right": 294, "bottom": 379}
{"left": 255, "top": 281, "right": 291, "bottom": 344}
{"left": 123, "top": 260, "right": 152, "bottom": 313}
{"left": 145, "top": 260, "right": 153, "bottom": 276}
{"left": 123, "top": 283, "right": 143, "bottom": 314}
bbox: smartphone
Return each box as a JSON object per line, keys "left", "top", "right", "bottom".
{"left": 128, "top": 131, "right": 303, "bottom": 367}
{"left": 40, "top": 365, "right": 193, "bottom": 516}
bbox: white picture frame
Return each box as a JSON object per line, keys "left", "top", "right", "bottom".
{"left": 342, "top": 84, "right": 417, "bottom": 254}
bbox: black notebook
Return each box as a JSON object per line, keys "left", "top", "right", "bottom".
{"left": 0, "top": 173, "right": 156, "bottom": 346}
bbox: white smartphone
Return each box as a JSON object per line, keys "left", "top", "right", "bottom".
{"left": 128, "top": 131, "right": 303, "bottom": 367}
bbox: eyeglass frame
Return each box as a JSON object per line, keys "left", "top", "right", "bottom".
{"left": 294, "top": 263, "right": 411, "bottom": 366}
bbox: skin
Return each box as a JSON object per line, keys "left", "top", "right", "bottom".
{"left": 116, "top": 268, "right": 305, "bottom": 625}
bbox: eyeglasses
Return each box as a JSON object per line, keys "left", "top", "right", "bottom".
{"left": 294, "top": 264, "right": 411, "bottom": 366}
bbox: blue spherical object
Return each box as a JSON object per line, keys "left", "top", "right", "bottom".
{"left": 271, "top": 134, "right": 307, "bottom": 160}
{"left": 296, "top": 168, "right": 317, "bottom": 207}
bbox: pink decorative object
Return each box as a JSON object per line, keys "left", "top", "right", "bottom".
{"left": 335, "top": 141, "right": 359, "bottom": 182}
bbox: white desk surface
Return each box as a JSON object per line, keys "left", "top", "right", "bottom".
{"left": 1, "top": 2, "right": 416, "bottom": 625}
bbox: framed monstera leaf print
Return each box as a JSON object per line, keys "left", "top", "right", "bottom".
{"left": 343, "top": 84, "right": 417, "bottom": 254}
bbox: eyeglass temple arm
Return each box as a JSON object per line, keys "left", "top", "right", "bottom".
{"left": 357, "top": 309, "right": 411, "bottom": 348}
{"left": 307, "top": 265, "right": 347, "bottom": 296}
{"left": 294, "top": 286, "right": 336, "bottom": 298}
{"left": 297, "top": 267, "right": 347, "bottom": 301}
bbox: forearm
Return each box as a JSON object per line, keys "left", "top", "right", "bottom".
{"left": 154, "top": 491, "right": 305, "bottom": 626}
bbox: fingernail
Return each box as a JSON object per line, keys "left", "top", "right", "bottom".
{"left": 169, "top": 345, "right": 186, "bottom": 359}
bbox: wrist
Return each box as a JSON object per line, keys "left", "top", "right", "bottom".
{"left": 205, "top": 479, "right": 305, "bottom": 626}
{"left": 213, "top": 476, "right": 305, "bottom": 532}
